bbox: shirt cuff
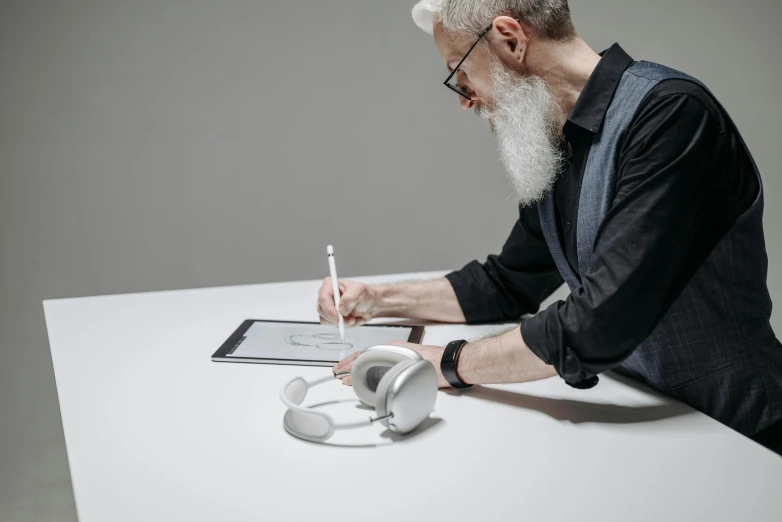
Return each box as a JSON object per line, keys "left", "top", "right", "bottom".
{"left": 521, "top": 307, "right": 599, "bottom": 390}
{"left": 444, "top": 262, "right": 504, "bottom": 324}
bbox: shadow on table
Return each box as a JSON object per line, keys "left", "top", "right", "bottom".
{"left": 444, "top": 385, "right": 693, "bottom": 425}
{"left": 380, "top": 416, "right": 444, "bottom": 442}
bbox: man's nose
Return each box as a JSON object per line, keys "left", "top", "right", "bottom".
{"left": 455, "top": 70, "right": 477, "bottom": 109}
{"left": 459, "top": 93, "right": 476, "bottom": 110}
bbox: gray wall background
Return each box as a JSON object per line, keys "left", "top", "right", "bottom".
{"left": 1, "top": 0, "right": 780, "bottom": 520}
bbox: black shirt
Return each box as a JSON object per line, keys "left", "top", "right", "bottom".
{"left": 445, "top": 43, "right": 759, "bottom": 388}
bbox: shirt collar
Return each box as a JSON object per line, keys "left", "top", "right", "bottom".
{"left": 565, "top": 43, "right": 635, "bottom": 135}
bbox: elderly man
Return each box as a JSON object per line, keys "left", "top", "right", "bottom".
{"left": 318, "top": 0, "right": 782, "bottom": 453}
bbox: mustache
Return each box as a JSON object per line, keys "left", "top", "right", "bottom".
{"left": 474, "top": 102, "right": 497, "bottom": 134}
{"left": 474, "top": 102, "right": 491, "bottom": 119}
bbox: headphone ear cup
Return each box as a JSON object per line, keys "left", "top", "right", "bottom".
{"left": 350, "top": 346, "right": 422, "bottom": 407}
{"left": 375, "top": 360, "right": 437, "bottom": 434}
{"left": 350, "top": 352, "right": 385, "bottom": 407}
{"left": 373, "top": 361, "right": 415, "bottom": 427}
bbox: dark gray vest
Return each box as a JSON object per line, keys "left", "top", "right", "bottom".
{"left": 539, "top": 61, "right": 782, "bottom": 436}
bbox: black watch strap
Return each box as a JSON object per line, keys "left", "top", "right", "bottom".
{"left": 441, "top": 339, "right": 472, "bottom": 389}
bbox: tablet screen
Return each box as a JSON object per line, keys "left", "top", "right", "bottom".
{"left": 224, "top": 321, "right": 416, "bottom": 363}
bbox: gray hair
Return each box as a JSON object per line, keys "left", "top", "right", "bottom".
{"left": 412, "top": 0, "right": 576, "bottom": 41}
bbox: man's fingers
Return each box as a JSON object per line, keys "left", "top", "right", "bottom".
{"left": 335, "top": 351, "right": 360, "bottom": 372}
{"left": 341, "top": 376, "right": 353, "bottom": 386}
{"left": 333, "top": 350, "right": 361, "bottom": 373}
{"left": 317, "top": 302, "right": 336, "bottom": 325}
{"left": 318, "top": 291, "right": 339, "bottom": 323}
{"left": 332, "top": 314, "right": 367, "bottom": 329}
{"left": 347, "top": 316, "right": 366, "bottom": 327}
{"left": 319, "top": 307, "right": 364, "bottom": 328}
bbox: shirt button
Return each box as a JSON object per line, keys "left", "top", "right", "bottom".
{"left": 566, "top": 221, "right": 573, "bottom": 231}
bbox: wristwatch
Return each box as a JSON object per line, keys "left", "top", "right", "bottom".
{"left": 441, "top": 339, "right": 472, "bottom": 389}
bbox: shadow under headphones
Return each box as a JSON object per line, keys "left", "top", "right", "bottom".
{"left": 280, "top": 345, "right": 438, "bottom": 442}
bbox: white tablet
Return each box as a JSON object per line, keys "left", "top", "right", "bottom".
{"left": 211, "top": 320, "right": 425, "bottom": 367}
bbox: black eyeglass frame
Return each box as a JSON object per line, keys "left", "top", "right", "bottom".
{"left": 442, "top": 19, "right": 522, "bottom": 100}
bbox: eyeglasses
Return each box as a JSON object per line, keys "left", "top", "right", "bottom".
{"left": 443, "top": 19, "right": 522, "bottom": 100}
{"left": 443, "top": 23, "right": 493, "bottom": 100}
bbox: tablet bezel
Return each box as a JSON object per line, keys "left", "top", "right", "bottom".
{"left": 211, "top": 319, "right": 425, "bottom": 366}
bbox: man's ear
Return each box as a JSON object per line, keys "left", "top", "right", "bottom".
{"left": 489, "top": 16, "right": 530, "bottom": 64}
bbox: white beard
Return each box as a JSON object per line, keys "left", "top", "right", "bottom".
{"left": 477, "top": 55, "right": 565, "bottom": 206}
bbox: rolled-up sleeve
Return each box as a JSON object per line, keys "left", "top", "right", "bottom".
{"left": 445, "top": 204, "right": 564, "bottom": 324}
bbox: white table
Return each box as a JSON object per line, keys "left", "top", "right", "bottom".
{"left": 44, "top": 272, "right": 782, "bottom": 522}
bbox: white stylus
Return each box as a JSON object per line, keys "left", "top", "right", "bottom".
{"left": 327, "top": 245, "right": 345, "bottom": 340}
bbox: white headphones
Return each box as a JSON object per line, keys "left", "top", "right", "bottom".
{"left": 280, "top": 345, "right": 438, "bottom": 442}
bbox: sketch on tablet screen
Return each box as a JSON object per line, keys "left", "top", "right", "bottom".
{"left": 285, "top": 333, "right": 354, "bottom": 351}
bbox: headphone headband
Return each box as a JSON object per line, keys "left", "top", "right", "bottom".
{"left": 280, "top": 375, "right": 393, "bottom": 442}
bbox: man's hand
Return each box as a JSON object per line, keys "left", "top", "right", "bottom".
{"left": 317, "top": 278, "right": 379, "bottom": 328}
{"left": 333, "top": 340, "right": 450, "bottom": 389}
